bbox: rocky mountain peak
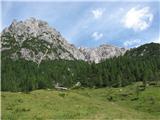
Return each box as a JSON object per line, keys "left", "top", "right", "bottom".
{"left": 1, "top": 18, "right": 127, "bottom": 64}
{"left": 1, "top": 18, "right": 86, "bottom": 64}
{"left": 79, "top": 44, "right": 127, "bottom": 63}
{"left": 4, "top": 17, "right": 61, "bottom": 43}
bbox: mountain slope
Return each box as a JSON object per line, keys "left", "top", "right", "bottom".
{"left": 79, "top": 45, "right": 126, "bottom": 63}
{"left": 125, "top": 43, "right": 160, "bottom": 57}
{"left": 1, "top": 18, "right": 126, "bottom": 63}
{"left": 1, "top": 18, "right": 85, "bottom": 64}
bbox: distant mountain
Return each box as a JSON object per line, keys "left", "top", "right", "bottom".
{"left": 1, "top": 18, "right": 126, "bottom": 63}
{"left": 125, "top": 43, "right": 160, "bottom": 57}
{"left": 79, "top": 45, "right": 126, "bottom": 63}
{"left": 1, "top": 19, "right": 160, "bottom": 92}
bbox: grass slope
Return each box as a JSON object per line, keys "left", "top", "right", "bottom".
{"left": 1, "top": 83, "right": 160, "bottom": 120}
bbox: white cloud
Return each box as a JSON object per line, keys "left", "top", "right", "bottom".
{"left": 91, "top": 32, "right": 103, "bottom": 40}
{"left": 91, "top": 8, "right": 105, "bottom": 19}
{"left": 123, "top": 39, "right": 142, "bottom": 47}
{"left": 122, "top": 6, "right": 153, "bottom": 31}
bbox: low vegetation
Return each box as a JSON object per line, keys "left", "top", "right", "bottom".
{"left": 2, "top": 83, "right": 160, "bottom": 120}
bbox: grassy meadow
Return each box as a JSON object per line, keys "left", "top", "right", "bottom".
{"left": 1, "top": 82, "right": 160, "bottom": 120}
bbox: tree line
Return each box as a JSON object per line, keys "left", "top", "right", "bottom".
{"left": 2, "top": 55, "right": 160, "bottom": 92}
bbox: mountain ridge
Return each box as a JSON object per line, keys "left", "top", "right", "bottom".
{"left": 125, "top": 42, "right": 160, "bottom": 57}
{"left": 1, "top": 18, "right": 126, "bottom": 63}
{"left": 1, "top": 18, "right": 160, "bottom": 92}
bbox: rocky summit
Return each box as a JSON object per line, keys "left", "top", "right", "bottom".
{"left": 79, "top": 45, "right": 126, "bottom": 63}
{"left": 1, "top": 18, "right": 127, "bottom": 63}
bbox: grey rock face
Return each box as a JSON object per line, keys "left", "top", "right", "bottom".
{"left": 1, "top": 18, "right": 127, "bottom": 63}
{"left": 79, "top": 45, "right": 127, "bottom": 63}
{"left": 1, "top": 18, "right": 85, "bottom": 63}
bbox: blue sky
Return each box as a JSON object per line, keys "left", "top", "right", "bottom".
{"left": 1, "top": 1, "right": 160, "bottom": 48}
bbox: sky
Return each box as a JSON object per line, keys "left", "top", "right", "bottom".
{"left": 1, "top": 0, "right": 160, "bottom": 48}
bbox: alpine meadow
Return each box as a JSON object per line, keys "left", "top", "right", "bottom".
{"left": 1, "top": 1, "right": 160, "bottom": 120}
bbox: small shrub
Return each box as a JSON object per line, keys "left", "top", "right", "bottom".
{"left": 131, "top": 97, "right": 139, "bottom": 101}
{"left": 58, "top": 92, "right": 66, "bottom": 98}
{"left": 17, "top": 99, "right": 23, "bottom": 103}
{"left": 6, "top": 104, "right": 16, "bottom": 110}
{"left": 149, "top": 82, "right": 157, "bottom": 86}
{"left": 15, "top": 107, "right": 30, "bottom": 112}
{"left": 21, "top": 108, "right": 30, "bottom": 112}
{"left": 138, "top": 85, "right": 146, "bottom": 91}
{"left": 107, "top": 96, "right": 113, "bottom": 101}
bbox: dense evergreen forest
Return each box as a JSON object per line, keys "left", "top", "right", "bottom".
{"left": 2, "top": 43, "right": 160, "bottom": 92}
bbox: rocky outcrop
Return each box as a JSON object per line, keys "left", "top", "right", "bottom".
{"left": 1, "top": 18, "right": 85, "bottom": 64}
{"left": 1, "top": 18, "right": 127, "bottom": 63}
{"left": 79, "top": 45, "right": 126, "bottom": 63}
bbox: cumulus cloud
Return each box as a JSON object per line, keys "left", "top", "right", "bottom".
{"left": 122, "top": 6, "right": 153, "bottom": 31}
{"left": 91, "top": 32, "right": 103, "bottom": 40}
{"left": 123, "top": 39, "right": 142, "bottom": 48}
{"left": 91, "top": 8, "right": 105, "bottom": 19}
